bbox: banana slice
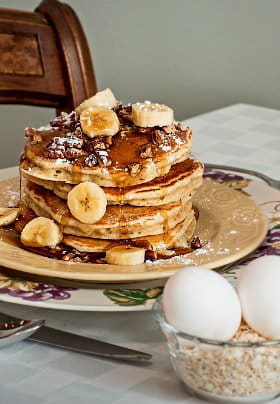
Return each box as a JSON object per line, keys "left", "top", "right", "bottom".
{"left": 0, "top": 207, "right": 19, "bottom": 226}
{"left": 131, "top": 101, "right": 174, "bottom": 127}
{"left": 76, "top": 88, "right": 118, "bottom": 114}
{"left": 105, "top": 246, "right": 145, "bottom": 265}
{"left": 80, "top": 107, "right": 120, "bottom": 138}
{"left": 67, "top": 181, "right": 107, "bottom": 224}
{"left": 20, "top": 217, "right": 62, "bottom": 248}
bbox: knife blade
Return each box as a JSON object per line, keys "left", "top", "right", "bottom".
{"left": 0, "top": 312, "right": 152, "bottom": 362}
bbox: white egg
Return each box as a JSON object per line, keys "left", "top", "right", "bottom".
{"left": 162, "top": 266, "right": 241, "bottom": 340}
{"left": 237, "top": 255, "right": 280, "bottom": 339}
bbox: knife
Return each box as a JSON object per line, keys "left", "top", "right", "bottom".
{"left": 0, "top": 312, "right": 152, "bottom": 362}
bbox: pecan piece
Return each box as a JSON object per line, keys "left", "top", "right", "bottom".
{"left": 176, "top": 122, "right": 191, "bottom": 134}
{"left": 50, "top": 111, "right": 79, "bottom": 132}
{"left": 45, "top": 149, "right": 65, "bottom": 159}
{"left": 83, "top": 153, "right": 98, "bottom": 167}
{"left": 156, "top": 250, "right": 176, "bottom": 260}
{"left": 86, "top": 139, "right": 106, "bottom": 153}
{"left": 191, "top": 236, "right": 202, "bottom": 250}
{"left": 31, "top": 134, "right": 42, "bottom": 145}
{"left": 131, "top": 239, "right": 153, "bottom": 250}
{"left": 64, "top": 148, "right": 83, "bottom": 159}
{"left": 95, "top": 150, "right": 112, "bottom": 167}
{"left": 127, "top": 162, "right": 141, "bottom": 176}
{"left": 104, "top": 136, "right": 113, "bottom": 146}
{"left": 62, "top": 252, "right": 76, "bottom": 261}
{"left": 174, "top": 247, "right": 193, "bottom": 256}
{"left": 152, "top": 130, "right": 172, "bottom": 151}
{"left": 163, "top": 124, "right": 176, "bottom": 134}
{"left": 145, "top": 250, "right": 157, "bottom": 261}
{"left": 24, "top": 127, "right": 37, "bottom": 138}
{"left": 139, "top": 143, "right": 153, "bottom": 159}
{"left": 63, "top": 137, "right": 83, "bottom": 149}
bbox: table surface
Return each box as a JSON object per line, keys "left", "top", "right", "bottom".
{"left": 0, "top": 103, "right": 279, "bottom": 404}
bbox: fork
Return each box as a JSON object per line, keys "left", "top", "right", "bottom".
{"left": 204, "top": 163, "right": 280, "bottom": 190}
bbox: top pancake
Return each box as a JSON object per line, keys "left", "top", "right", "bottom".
{"left": 21, "top": 105, "right": 192, "bottom": 187}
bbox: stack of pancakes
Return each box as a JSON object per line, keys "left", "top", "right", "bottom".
{"left": 19, "top": 90, "right": 203, "bottom": 260}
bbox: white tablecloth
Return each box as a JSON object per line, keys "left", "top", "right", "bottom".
{"left": 0, "top": 104, "right": 279, "bottom": 404}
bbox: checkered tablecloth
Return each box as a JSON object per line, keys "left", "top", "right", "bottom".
{"left": 0, "top": 104, "right": 279, "bottom": 404}
{"left": 184, "top": 103, "right": 280, "bottom": 179}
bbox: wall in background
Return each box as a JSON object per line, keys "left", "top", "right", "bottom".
{"left": 1, "top": 0, "right": 280, "bottom": 168}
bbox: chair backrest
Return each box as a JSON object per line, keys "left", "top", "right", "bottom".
{"left": 0, "top": 0, "right": 97, "bottom": 114}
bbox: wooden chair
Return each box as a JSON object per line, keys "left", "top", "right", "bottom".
{"left": 0, "top": 0, "right": 97, "bottom": 114}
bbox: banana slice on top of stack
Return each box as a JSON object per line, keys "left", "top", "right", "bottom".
{"left": 75, "top": 88, "right": 118, "bottom": 114}
{"left": 16, "top": 87, "right": 203, "bottom": 266}
{"left": 131, "top": 101, "right": 174, "bottom": 127}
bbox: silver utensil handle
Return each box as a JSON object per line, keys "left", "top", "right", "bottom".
{"left": 0, "top": 311, "right": 152, "bottom": 362}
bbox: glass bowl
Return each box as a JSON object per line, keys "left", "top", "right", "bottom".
{"left": 153, "top": 296, "right": 280, "bottom": 403}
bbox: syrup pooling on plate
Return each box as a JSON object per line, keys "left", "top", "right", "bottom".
{"left": 13, "top": 89, "right": 204, "bottom": 265}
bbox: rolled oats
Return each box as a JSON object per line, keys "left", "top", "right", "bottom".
{"left": 173, "top": 326, "right": 280, "bottom": 398}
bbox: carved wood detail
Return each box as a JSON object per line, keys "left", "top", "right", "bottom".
{"left": 0, "top": 33, "right": 43, "bottom": 76}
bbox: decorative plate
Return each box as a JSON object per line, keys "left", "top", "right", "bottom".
{"left": 0, "top": 169, "right": 278, "bottom": 311}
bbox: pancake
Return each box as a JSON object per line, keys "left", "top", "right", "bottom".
{"left": 17, "top": 93, "right": 204, "bottom": 264}
{"left": 21, "top": 105, "right": 192, "bottom": 187}
{"left": 23, "top": 181, "right": 194, "bottom": 239}
{"left": 63, "top": 213, "right": 196, "bottom": 253}
{"left": 22, "top": 158, "right": 203, "bottom": 206}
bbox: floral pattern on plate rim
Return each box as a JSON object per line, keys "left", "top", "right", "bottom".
{"left": 0, "top": 169, "right": 278, "bottom": 306}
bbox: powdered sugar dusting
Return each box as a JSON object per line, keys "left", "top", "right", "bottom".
{"left": 4, "top": 185, "right": 19, "bottom": 207}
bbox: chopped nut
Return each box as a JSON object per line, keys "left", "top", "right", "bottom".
{"left": 72, "top": 256, "right": 82, "bottom": 262}
{"left": 145, "top": 250, "right": 157, "bottom": 261}
{"left": 64, "top": 148, "right": 84, "bottom": 159}
{"left": 81, "top": 254, "right": 90, "bottom": 263}
{"left": 191, "top": 236, "right": 202, "bottom": 250}
{"left": 163, "top": 124, "right": 176, "bottom": 134}
{"left": 62, "top": 252, "right": 76, "bottom": 261}
{"left": 95, "top": 150, "right": 112, "bottom": 167}
{"left": 50, "top": 244, "right": 63, "bottom": 252}
{"left": 139, "top": 143, "right": 153, "bottom": 159}
{"left": 131, "top": 239, "right": 153, "bottom": 250}
{"left": 174, "top": 247, "right": 193, "bottom": 256}
{"left": 152, "top": 129, "right": 172, "bottom": 151}
{"left": 44, "top": 136, "right": 84, "bottom": 159}
{"left": 30, "top": 134, "right": 42, "bottom": 145}
{"left": 25, "top": 127, "right": 37, "bottom": 138}
{"left": 45, "top": 149, "right": 65, "bottom": 159}
{"left": 157, "top": 249, "right": 176, "bottom": 258}
{"left": 83, "top": 153, "right": 98, "bottom": 167}
{"left": 92, "top": 139, "right": 107, "bottom": 150}
{"left": 50, "top": 111, "right": 79, "bottom": 132}
{"left": 127, "top": 162, "right": 141, "bottom": 176}
{"left": 95, "top": 258, "right": 106, "bottom": 264}
{"left": 104, "top": 136, "right": 113, "bottom": 146}
{"left": 177, "top": 122, "right": 188, "bottom": 131}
